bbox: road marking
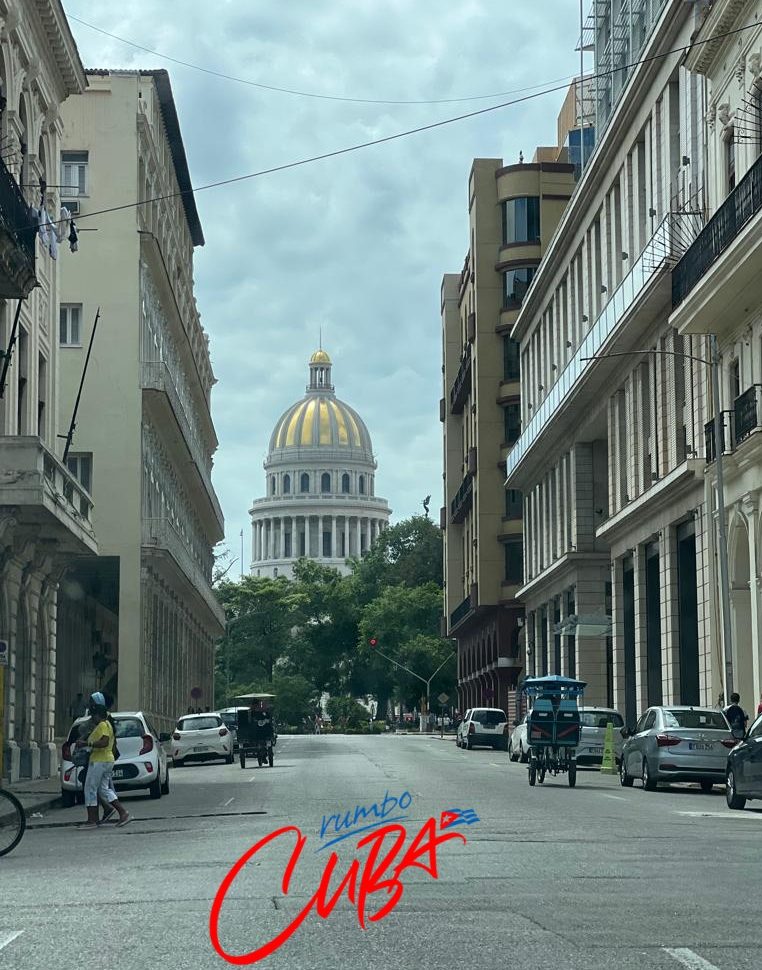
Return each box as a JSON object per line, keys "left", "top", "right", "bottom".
{"left": 222, "top": 797, "right": 235, "bottom": 807}
{"left": 675, "top": 810, "right": 761, "bottom": 819}
{"left": 600, "top": 793, "right": 625, "bottom": 801}
{"left": 0, "top": 931, "right": 23, "bottom": 951}
{"left": 489, "top": 762, "right": 502, "bottom": 767}
{"left": 663, "top": 946, "right": 722, "bottom": 970}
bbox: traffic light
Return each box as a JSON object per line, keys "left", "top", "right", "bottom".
{"left": 369, "top": 637, "right": 378, "bottom": 648}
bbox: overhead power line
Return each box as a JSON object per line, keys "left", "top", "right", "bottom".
{"left": 67, "top": 13, "right": 580, "bottom": 106}
{"left": 31, "top": 20, "right": 760, "bottom": 232}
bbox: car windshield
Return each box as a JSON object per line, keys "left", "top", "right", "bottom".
{"left": 219, "top": 713, "right": 237, "bottom": 728}
{"left": 662, "top": 710, "right": 728, "bottom": 730}
{"left": 472, "top": 710, "right": 506, "bottom": 725}
{"left": 178, "top": 716, "right": 221, "bottom": 732}
{"left": 113, "top": 717, "right": 145, "bottom": 739}
{"left": 580, "top": 711, "right": 624, "bottom": 728}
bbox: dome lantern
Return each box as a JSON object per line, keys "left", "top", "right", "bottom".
{"left": 308, "top": 349, "right": 333, "bottom": 393}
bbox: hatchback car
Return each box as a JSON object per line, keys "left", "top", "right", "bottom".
{"left": 172, "top": 713, "right": 233, "bottom": 766}
{"left": 620, "top": 706, "right": 735, "bottom": 792}
{"left": 217, "top": 706, "right": 250, "bottom": 752}
{"left": 726, "top": 712, "right": 762, "bottom": 810}
{"left": 456, "top": 708, "right": 509, "bottom": 750}
{"left": 60, "top": 711, "right": 171, "bottom": 806}
{"left": 508, "top": 713, "right": 529, "bottom": 762}
{"left": 576, "top": 707, "right": 624, "bottom": 766}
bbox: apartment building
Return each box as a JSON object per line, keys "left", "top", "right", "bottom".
{"left": 0, "top": 2, "right": 91, "bottom": 781}
{"left": 441, "top": 154, "right": 576, "bottom": 716}
{"left": 505, "top": 0, "right": 720, "bottom": 722}
{"left": 57, "top": 70, "right": 225, "bottom": 733}
{"left": 670, "top": 0, "right": 762, "bottom": 710}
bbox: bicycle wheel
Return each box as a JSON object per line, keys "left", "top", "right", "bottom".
{"left": 0, "top": 788, "right": 26, "bottom": 857}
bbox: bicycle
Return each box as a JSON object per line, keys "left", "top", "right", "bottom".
{"left": 0, "top": 787, "right": 26, "bottom": 857}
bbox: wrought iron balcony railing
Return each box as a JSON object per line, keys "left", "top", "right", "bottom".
{"left": 450, "top": 593, "right": 472, "bottom": 629}
{"left": 734, "top": 384, "right": 762, "bottom": 446}
{"left": 704, "top": 411, "right": 734, "bottom": 463}
{"left": 673, "top": 152, "right": 762, "bottom": 308}
{"left": 450, "top": 472, "right": 473, "bottom": 524}
{"left": 449, "top": 347, "right": 472, "bottom": 414}
{"left": 0, "top": 155, "right": 36, "bottom": 298}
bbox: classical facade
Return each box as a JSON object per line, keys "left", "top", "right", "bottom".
{"left": 0, "top": 1, "right": 90, "bottom": 781}
{"left": 505, "top": 0, "right": 722, "bottom": 721}
{"left": 250, "top": 351, "right": 390, "bottom": 578}
{"left": 57, "top": 70, "right": 225, "bottom": 732}
{"left": 441, "top": 152, "right": 577, "bottom": 719}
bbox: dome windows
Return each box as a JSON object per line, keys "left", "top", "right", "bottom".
{"left": 283, "top": 474, "right": 291, "bottom": 494}
{"left": 359, "top": 474, "right": 366, "bottom": 495}
{"left": 341, "top": 472, "right": 350, "bottom": 493}
{"left": 270, "top": 475, "right": 276, "bottom": 496}
{"left": 321, "top": 472, "right": 331, "bottom": 493}
{"left": 300, "top": 472, "right": 310, "bottom": 493}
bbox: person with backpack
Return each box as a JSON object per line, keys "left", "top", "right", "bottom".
{"left": 75, "top": 692, "right": 132, "bottom": 830}
{"left": 724, "top": 693, "right": 749, "bottom": 735}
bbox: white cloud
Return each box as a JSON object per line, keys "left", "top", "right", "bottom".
{"left": 63, "top": 0, "right": 583, "bottom": 545}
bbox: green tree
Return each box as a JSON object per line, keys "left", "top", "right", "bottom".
{"left": 327, "top": 695, "right": 370, "bottom": 731}
{"left": 351, "top": 516, "right": 443, "bottom": 605}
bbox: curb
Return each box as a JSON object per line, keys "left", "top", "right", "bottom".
{"left": 16, "top": 795, "right": 62, "bottom": 819}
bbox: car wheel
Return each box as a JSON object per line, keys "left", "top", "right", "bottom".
{"left": 642, "top": 758, "right": 657, "bottom": 791}
{"left": 519, "top": 743, "right": 528, "bottom": 764}
{"left": 700, "top": 780, "right": 714, "bottom": 794}
{"left": 508, "top": 740, "right": 519, "bottom": 762}
{"left": 726, "top": 766, "right": 746, "bottom": 810}
{"left": 465, "top": 737, "right": 472, "bottom": 751}
{"left": 161, "top": 769, "right": 170, "bottom": 795}
{"left": 61, "top": 790, "right": 76, "bottom": 808}
{"left": 528, "top": 764, "right": 536, "bottom": 787}
{"left": 620, "top": 757, "right": 633, "bottom": 788}
{"left": 149, "top": 776, "right": 162, "bottom": 799}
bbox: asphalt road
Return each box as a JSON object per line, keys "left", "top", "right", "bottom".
{"left": 2, "top": 733, "right": 761, "bottom": 970}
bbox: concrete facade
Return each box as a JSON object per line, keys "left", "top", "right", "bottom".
{"left": 57, "top": 71, "right": 225, "bottom": 733}
{"left": 441, "top": 154, "right": 576, "bottom": 719}
{"left": 0, "top": 1, "right": 91, "bottom": 781}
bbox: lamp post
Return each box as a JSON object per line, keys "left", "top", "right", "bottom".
{"left": 582, "top": 342, "right": 734, "bottom": 701}
{"left": 368, "top": 639, "right": 455, "bottom": 734}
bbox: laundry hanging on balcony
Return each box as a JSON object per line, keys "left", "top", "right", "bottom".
{"left": 36, "top": 206, "right": 58, "bottom": 259}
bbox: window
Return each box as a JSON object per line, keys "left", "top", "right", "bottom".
{"left": 642, "top": 710, "right": 657, "bottom": 732}
{"left": 283, "top": 474, "right": 291, "bottom": 494}
{"left": 341, "top": 472, "right": 350, "bottom": 493}
{"left": 504, "top": 402, "right": 521, "bottom": 446}
{"left": 748, "top": 714, "right": 762, "bottom": 740}
{"left": 66, "top": 453, "right": 92, "bottom": 493}
{"left": 60, "top": 151, "right": 88, "bottom": 197}
{"left": 730, "top": 358, "right": 741, "bottom": 402}
{"left": 502, "top": 197, "right": 540, "bottom": 244}
{"left": 662, "top": 709, "right": 728, "bottom": 731}
{"left": 503, "top": 336, "right": 521, "bottom": 380}
{"left": 323, "top": 531, "right": 331, "bottom": 557}
{"left": 59, "top": 305, "right": 82, "bottom": 346}
{"left": 505, "top": 489, "right": 522, "bottom": 520}
{"left": 300, "top": 472, "right": 310, "bottom": 493}
{"left": 503, "top": 266, "right": 537, "bottom": 308}
{"left": 504, "top": 541, "right": 523, "bottom": 584}
{"left": 270, "top": 475, "right": 276, "bottom": 496}
{"left": 321, "top": 472, "right": 331, "bottom": 493}
{"left": 284, "top": 532, "right": 292, "bottom": 558}
{"left": 359, "top": 475, "right": 365, "bottom": 495}
{"left": 579, "top": 711, "right": 624, "bottom": 728}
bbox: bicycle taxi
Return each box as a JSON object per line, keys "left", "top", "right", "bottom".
{"left": 521, "top": 675, "right": 586, "bottom": 788}
{"left": 234, "top": 693, "right": 277, "bottom": 769}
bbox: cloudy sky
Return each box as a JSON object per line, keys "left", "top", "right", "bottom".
{"left": 62, "top": 0, "right": 585, "bottom": 557}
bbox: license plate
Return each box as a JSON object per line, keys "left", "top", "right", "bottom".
{"left": 112, "top": 768, "right": 124, "bottom": 779}
{"left": 689, "top": 743, "right": 712, "bottom": 750}
{"left": 193, "top": 745, "right": 208, "bottom": 752}
{"left": 589, "top": 747, "right": 604, "bottom": 755}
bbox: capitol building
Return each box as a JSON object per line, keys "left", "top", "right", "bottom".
{"left": 249, "top": 350, "right": 391, "bottom": 577}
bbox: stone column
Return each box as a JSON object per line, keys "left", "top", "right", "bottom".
{"left": 611, "top": 557, "right": 626, "bottom": 712}
{"left": 331, "top": 516, "right": 337, "bottom": 559}
{"left": 289, "top": 516, "right": 295, "bottom": 559}
{"left": 318, "top": 516, "right": 324, "bottom": 559}
{"left": 365, "top": 517, "right": 372, "bottom": 552}
{"left": 743, "top": 497, "right": 762, "bottom": 702}
{"left": 660, "top": 526, "right": 681, "bottom": 704}
{"left": 633, "top": 545, "right": 649, "bottom": 712}
{"left": 279, "top": 517, "right": 286, "bottom": 559}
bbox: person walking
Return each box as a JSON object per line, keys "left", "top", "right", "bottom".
{"left": 724, "top": 693, "right": 749, "bottom": 735}
{"left": 756, "top": 693, "right": 762, "bottom": 717}
{"left": 76, "top": 692, "right": 132, "bottom": 830}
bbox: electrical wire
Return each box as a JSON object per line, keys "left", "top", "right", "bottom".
{"left": 29, "top": 20, "right": 761, "bottom": 233}
{"left": 67, "top": 12, "right": 580, "bottom": 106}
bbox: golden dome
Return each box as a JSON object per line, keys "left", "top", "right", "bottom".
{"left": 269, "top": 395, "right": 373, "bottom": 456}
{"left": 309, "top": 349, "right": 332, "bottom": 365}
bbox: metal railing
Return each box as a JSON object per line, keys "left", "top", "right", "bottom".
{"left": 449, "top": 347, "right": 472, "bottom": 414}
{"left": 704, "top": 412, "right": 733, "bottom": 463}
{"left": 673, "top": 152, "right": 762, "bottom": 308}
{"left": 450, "top": 594, "right": 472, "bottom": 629}
{"left": 0, "top": 154, "right": 36, "bottom": 297}
{"left": 450, "top": 473, "right": 473, "bottom": 524}
{"left": 734, "top": 385, "right": 762, "bottom": 446}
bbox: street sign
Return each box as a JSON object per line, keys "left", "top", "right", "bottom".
{"left": 0, "top": 640, "right": 8, "bottom": 666}
{"left": 437, "top": 692, "right": 449, "bottom": 704}
{"left": 190, "top": 686, "right": 202, "bottom": 699}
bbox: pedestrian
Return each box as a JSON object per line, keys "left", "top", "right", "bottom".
{"left": 76, "top": 691, "right": 132, "bottom": 830}
{"left": 724, "top": 693, "right": 749, "bottom": 735}
{"left": 314, "top": 714, "right": 322, "bottom": 735}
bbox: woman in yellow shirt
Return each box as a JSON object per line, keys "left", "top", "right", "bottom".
{"left": 76, "top": 692, "right": 131, "bottom": 830}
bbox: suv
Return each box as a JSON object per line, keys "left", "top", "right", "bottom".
{"left": 456, "top": 708, "right": 509, "bottom": 750}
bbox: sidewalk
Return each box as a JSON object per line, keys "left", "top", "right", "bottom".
{"left": 5, "top": 776, "right": 62, "bottom": 818}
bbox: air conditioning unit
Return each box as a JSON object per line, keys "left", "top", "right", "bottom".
{"left": 62, "top": 199, "right": 80, "bottom": 216}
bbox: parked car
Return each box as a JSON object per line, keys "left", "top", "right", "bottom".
{"left": 726, "top": 712, "right": 762, "bottom": 810}
{"left": 456, "top": 708, "right": 510, "bottom": 750}
{"left": 508, "top": 713, "right": 529, "bottom": 762}
{"left": 61, "top": 711, "right": 171, "bottom": 806}
{"left": 217, "top": 706, "right": 249, "bottom": 752}
{"left": 620, "top": 706, "right": 735, "bottom": 792}
{"left": 172, "top": 713, "right": 233, "bottom": 766}
{"left": 576, "top": 707, "right": 625, "bottom": 766}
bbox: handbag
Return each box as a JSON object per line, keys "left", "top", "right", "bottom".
{"left": 71, "top": 746, "right": 90, "bottom": 768}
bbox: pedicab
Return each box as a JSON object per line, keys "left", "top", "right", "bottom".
{"left": 234, "top": 693, "right": 277, "bottom": 769}
{"left": 521, "top": 675, "right": 586, "bottom": 788}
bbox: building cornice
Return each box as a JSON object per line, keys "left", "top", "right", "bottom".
{"left": 32, "top": 0, "right": 87, "bottom": 97}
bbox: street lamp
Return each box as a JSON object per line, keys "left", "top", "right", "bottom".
{"left": 581, "top": 338, "right": 733, "bottom": 700}
{"left": 368, "top": 638, "right": 456, "bottom": 734}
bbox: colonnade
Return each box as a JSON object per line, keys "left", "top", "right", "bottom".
{"left": 252, "top": 514, "right": 387, "bottom": 562}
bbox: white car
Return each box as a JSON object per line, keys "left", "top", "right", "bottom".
{"left": 172, "top": 713, "right": 233, "bottom": 766}
{"left": 508, "top": 713, "right": 530, "bottom": 762}
{"left": 456, "top": 708, "right": 510, "bottom": 750}
{"left": 60, "top": 711, "right": 171, "bottom": 806}
{"left": 576, "top": 707, "right": 625, "bottom": 766}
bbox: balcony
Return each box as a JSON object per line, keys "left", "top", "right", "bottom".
{"left": 142, "top": 515, "right": 225, "bottom": 629}
{"left": 704, "top": 412, "right": 733, "bottom": 463}
{"left": 449, "top": 347, "right": 472, "bottom": 414}
{"left": 141, "top": 360, "right": 223, "bottom": 533}
{"left": 450, "top": 587, "right": 477, "bottom": 631}
{"left": 671, "top": 153, "right": 762, "bottom": 337}
{"left": 0, "top": 437, "right": 96, "bottom": 553}
{"left": 734, "top": 385, "right": 762, "bottom": 447}
{"left": 450, "top": 473, "right": 473, "bottom": 524}
{"left": 0, "top": 156, "right": 36, "bottom": 298}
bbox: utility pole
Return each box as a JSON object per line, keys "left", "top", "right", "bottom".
{"left": 367, "top": 638, "right": 455, "bottom": 734}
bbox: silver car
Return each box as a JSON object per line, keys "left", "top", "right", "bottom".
{"left": 620, "top": 706, "right": 735, "bottom": 792}
{"left": 508, "top": 713, "right": 529, "bottom": 762}
{"left": 576, "top": 707, "right": 624, "bottom": 766}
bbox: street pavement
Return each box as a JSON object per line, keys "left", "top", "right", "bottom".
{"left": 2, "top": 733, "right": 762, "bottom": 970}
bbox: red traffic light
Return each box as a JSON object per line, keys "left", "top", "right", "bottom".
{"left": 369, "top": 638, "right": 378, "bottom": 647}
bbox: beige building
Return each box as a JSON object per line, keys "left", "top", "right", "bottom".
{"left": 441, "top": 154, "right": 576, "bottom": 717}
{"left": 57, "top": 70, "right": 225, "bottom": 733}
{"left": 0, "top": 1, "right": 90, "bottom": 781}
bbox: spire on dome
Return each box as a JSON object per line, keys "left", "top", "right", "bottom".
{"left": 307, "top": 349, "right": 333, "bottom": 392}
